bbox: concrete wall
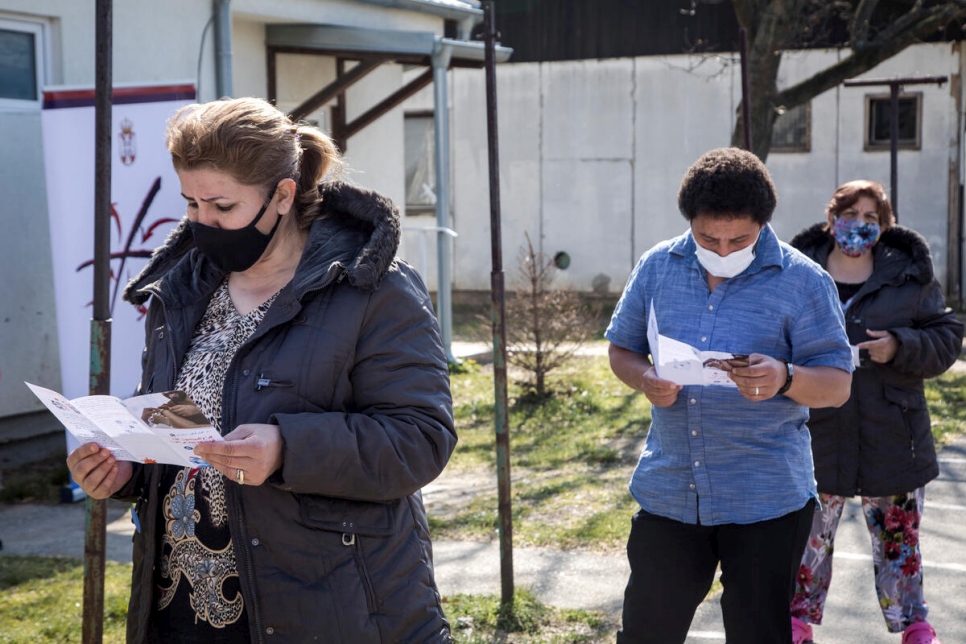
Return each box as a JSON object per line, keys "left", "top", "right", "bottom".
{"left": 441, "top": 43, "right": 963, "bottom": 299}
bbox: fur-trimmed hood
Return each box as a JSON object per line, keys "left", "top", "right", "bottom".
{"left": 789, "top": 222, "right": 936, "bottom": 285}
{"left": 123, "top": 181, "right": 400, "bottom": 306}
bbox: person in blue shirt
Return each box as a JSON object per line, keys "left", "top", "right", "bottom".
{"left": 606, "top": 147, "right": 854, "bottom": 643}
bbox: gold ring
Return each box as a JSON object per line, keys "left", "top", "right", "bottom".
{"left": 755, "top": 386, "right": 759, "bottom": 396}
{"left": 236, "top": 469, "right": 245, "bottom": 485}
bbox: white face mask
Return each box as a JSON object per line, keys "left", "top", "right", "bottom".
{"left": 693, "top": 229, "right": 761, "bottom": 278}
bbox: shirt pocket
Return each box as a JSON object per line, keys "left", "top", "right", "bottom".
{"left": 730, "top": 313, "right": 786, "bottom": 359}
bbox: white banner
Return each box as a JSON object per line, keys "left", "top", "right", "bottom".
{"left": 42, "top": 83, "right": 195, "bottom": 401}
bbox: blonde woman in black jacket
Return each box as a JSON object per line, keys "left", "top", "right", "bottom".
{"left": 66, "top": 97, "right": 456, "bottom": 643}
{"left": 788, "top": 180, "right": 963, "bottom": 644}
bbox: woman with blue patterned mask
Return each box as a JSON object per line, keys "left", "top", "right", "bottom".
{"left": 831, "top": 201, "right": 881, "bottom": 257}
{"left": 788, "top": 180, "right": 963, "bottom": 644}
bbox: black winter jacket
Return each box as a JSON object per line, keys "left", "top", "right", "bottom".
{"left": 790, "top": 224, "right": 963, "bottom": 497}
{"left": 117, "top": 182, "right": 456, "bottom": 643}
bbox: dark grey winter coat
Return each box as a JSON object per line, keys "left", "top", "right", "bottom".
{"left": 790, "top": 223, "right": 963, "bottom": 497}
{"left": 117, "top": 182, "right": 456, "bottom": 643}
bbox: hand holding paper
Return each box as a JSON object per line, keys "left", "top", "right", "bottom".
{"left": 647, "top": 301, "right": 748, "bottom": 388}
{"left": 66, "top": 442, "right": 134, "bottom": 500}
{"left": 26, "top": 383, "right": 222, "bottom": 467}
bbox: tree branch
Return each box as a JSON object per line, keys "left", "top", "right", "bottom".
{"left": 776, "top": 4, "right": 966, "bottom": 109}
{"left": 850, "top": 0, "right": 880, "bottom": 46}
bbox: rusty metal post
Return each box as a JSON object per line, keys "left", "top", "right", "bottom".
{"left": 483, "top": 0, "right": 514, "bottom": 608}
{"left": 889, "top": 83, "right": 900, "bottom": 211}
{"left": 739, "top": 27, "right": 752, "bottom": 152}
{"left": 84, "top": 1, "right": 113, "bottom": 642}
{"left": 843, "top": 75, "right": 947, "bottom": 221}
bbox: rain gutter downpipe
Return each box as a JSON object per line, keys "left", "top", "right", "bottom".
{"left": 214, "top": 0, "right": 233, "bottom": 98}
{"left": 432, "top": 38, "right": 455, "bottom": 362}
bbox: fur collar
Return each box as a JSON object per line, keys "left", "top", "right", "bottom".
{"left": 123, "top": 181, "right": 400, "bottom": 306}
{"left": 789, "top": 222, "right": 936, "bottom": 284}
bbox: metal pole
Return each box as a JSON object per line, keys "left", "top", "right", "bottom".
{"left": 739, "top": 27, "right": 753, "bottom": 152}
{"left": 84, "top": 1, "right": 112, "bottom": 642}
{"left": 213, "top": 0, "right": 233, "bottom": 98}
{"left": 890, "top": 83, "right": 899, "bottom": 214}
{"left": 843, "top": 75, "right": 947, "bottom": 222}
{"left": 432, "top": 40, "right": 456, "bottom": 362}
{"left": 483, "top": 0, "right": 514, "bottom": 608}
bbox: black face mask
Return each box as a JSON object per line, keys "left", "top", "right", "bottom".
{"left": 188, "top": 184, "right": 281, "bottom": 273}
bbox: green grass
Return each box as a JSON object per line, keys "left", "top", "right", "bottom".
{"left": 449, "top": 354, "right": 651, "bottom": 469}
{"left": 0, "top": 556, "right": 130, "bottom": 643}
{"left": 925, "top": 369, "right": 966, "bottom": 445}
{"left": 437, "top": 352, "right": 651, "bottom": 551}
{"left": 445, "top": 588, "right": 615, "bottom": 643}
{"left": 0, "top": 557, "right": 613, "bottom": 644}
{"left": 436, "top": 350, "right": 966, "bottom": 551}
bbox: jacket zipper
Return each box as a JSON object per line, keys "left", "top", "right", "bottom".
{"left": 900, "top": 401, "right": 917, "bottom": 460}
{"left": 223, "top": 353, "right": 266, "bottom": 643}
{"left": 343, "top": 533, "right": 377, "bottom": 614}
{"left": 255, "top": 375, "right": 294, "bottom": 391}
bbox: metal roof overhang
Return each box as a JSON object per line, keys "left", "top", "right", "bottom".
{"left": 265, "top": 23, "right": 512, "bottom": 68}
{"left": 353, "top": 0, "right": 483, "bottom": 23}
{"left": 266, "top": 23, "right": 512, "bottom": 130}
{"left": 265, "top": 18, "right": 508, "bottom": 361}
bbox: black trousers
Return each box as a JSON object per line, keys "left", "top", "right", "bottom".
{"left": 616, "top": 498, "right": 815, "bottom": 644}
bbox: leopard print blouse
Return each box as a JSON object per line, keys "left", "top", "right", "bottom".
{"left": 150, "top": 279, "right": 279, "bottom": 641}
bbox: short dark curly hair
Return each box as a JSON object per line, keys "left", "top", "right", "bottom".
{"left": 677, "top": 147, "right": 777, "bottom": 225}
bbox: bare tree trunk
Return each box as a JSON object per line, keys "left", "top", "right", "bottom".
{"left": 728, "top": 0, "right": 966, "bottom": 162}
{"left": 731, "top": 0, "right": 806, "bottom": 159}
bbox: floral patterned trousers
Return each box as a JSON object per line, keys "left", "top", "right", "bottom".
{"left": 790, "top": 489, "right": 928, "bottom": 633}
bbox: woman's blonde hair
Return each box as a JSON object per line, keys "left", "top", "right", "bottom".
{"left": 165, "top": 97, "right": 342, "bottom": 228}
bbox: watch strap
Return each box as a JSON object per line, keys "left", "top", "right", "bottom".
{"left": 776, "top": 361, "right": 794, "bottom": 395}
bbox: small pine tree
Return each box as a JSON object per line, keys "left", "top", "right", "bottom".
{"left": 504, "top": 233, "right": 598, "bottom": 397}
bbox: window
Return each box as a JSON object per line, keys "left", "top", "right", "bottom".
{"left": 0, "top": 18, "right": 45, "bottom": 109}
{"left": 404, "top": 111, "right": 436, "bottom": 214}
{"left": 864, "top": 92, "right": 921, "bottom": 151}
{"left": 770, "top": 102, "right": 810, "bottom": 153}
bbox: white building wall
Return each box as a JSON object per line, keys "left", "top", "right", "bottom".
{"left": 765, "top": 49, "right": 843, "bottom": 242}
{"left": 632, "top": 55, "right": 737, "bottom": 269}
{"left": 450, "top": 63, "right": 543, "bottom": 292}
{"left": 340, "top": 63, "right": 407, "bottom": 208}
{"left": 446, "top": 42, "right": 962, "bottom": 298}
{"left": 0, "top": 0, "right": 449, "bottom": 417}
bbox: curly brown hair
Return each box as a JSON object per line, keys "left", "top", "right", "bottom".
{"left": 825, "top": 180, "right": 895, "bottom": 233}
{"left": 165, "top": 97, "right": 342, "bottom": 229}
{"left": 677, "top": 147, "right": 777, "bottom": 224}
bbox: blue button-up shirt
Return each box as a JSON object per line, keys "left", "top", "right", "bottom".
{"left": 605, "top": 224, "right": 853, "bottom": 526}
